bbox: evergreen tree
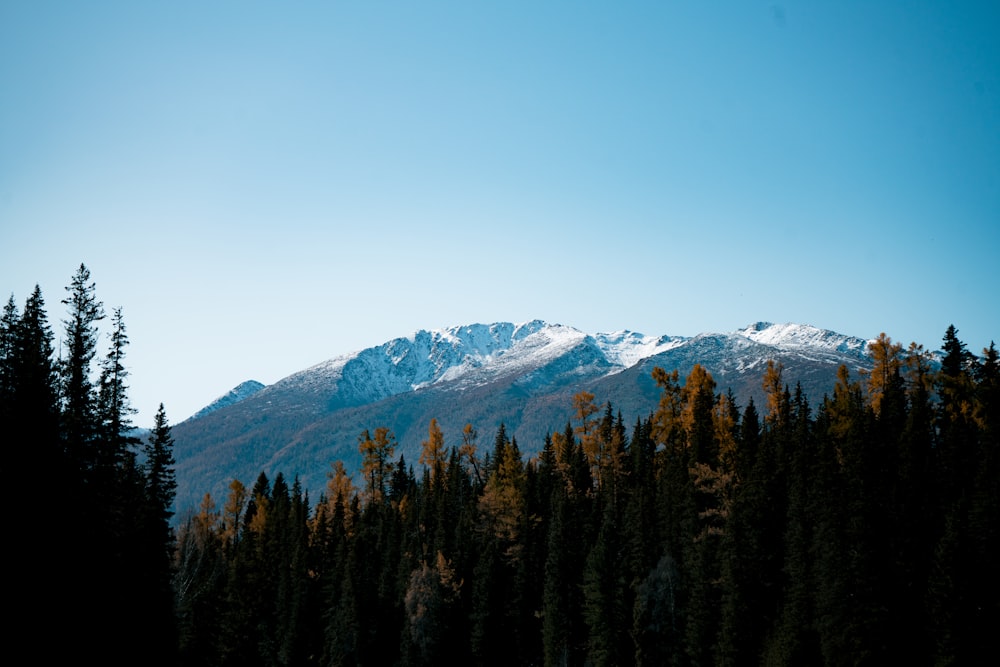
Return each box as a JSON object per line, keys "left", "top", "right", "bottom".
{"left": 632, "top": 553, "right": 681, "bottom": 666}
{"left": 96, "top": 307, "right": 138, "bottom": 446}
{"left": 146, "top": 404, "right": 178, "bottom": 545}
{"left": 681, "top": 363, "right": 718, "bottom": 466}
{"left": 936, "top": 325, "right": 979, "bottom": 507}
{"left": 967, "top": 341, "right": 1000, "bottom": 660}
{"left": 674, "top": 366, "right": 730, "bottom": 665}
{"left": 59, "top": 263, "right": 105, "bottom": 476}
{"left": 0, "top": 294, "right": 18, "bottom": 412}
{"left": 459, "top": 422, "right": 484, "bottom": 487}
{"left": 941, "top": 324, "right": 975, "bottom": 378}
{"left": 91, "top": 304, "right": 155, "bottom": 663}
{"left": 143, "top": 403, "right": 180, "bottom": 663}
{"left": 472, "top": 429, "right": 528, "bottom": 663}
{"left": 765, "top": 386, "right": 821, "bottom": 664}
{"left": 3, "top": 286, "right": 59, "bottom": 475}
{"left": 815, "top": 365, "right": 891, "bottom": 662}
{"left": 4, "top": 286, "right": 65, "bottom": 654}
{"left": 541, "top": 421, "right": 596, "bottom": 666}
{"left": 175, "top": 494, "right": 227, "bottom": 666}
{"left": 219, "top": 472, "right": 272, "bottom": 666}
{"left": 402, "top": 551, "right": 462, "bottom": 665}
{"left": 582, "top": 501, "right": 629, "bottom": 667}
{"left": 359, "top": 427, "right": 396, "bottom": 505}
{"left": 573, "top": 391, "right": 601, "bottom": 481}
{"left": 623, "top": 416, "right": 658, "bottom": 585}
{"left": 717, "top": 398, "right": 775, "bottom": 666}
{"left": 542, "top": 482, "right": 581, "bottom": 667}
{"left": 322, "top": 494, "right": 362, "bottom": 666}
{"left": 929, "top": 331, "right": 998, "bottom": 664}
{"left": 419, "top": 417, "right": 447, "bottom": 486}
{"left": 60, "top": 266, "right": 148, "bottom": 662}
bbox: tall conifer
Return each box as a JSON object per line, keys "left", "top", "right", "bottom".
{"left": 59, "top": 263, "right": 105, "bottom": 475}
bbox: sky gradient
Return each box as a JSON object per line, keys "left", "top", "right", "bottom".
{"left": 2, "top": 1, "right": 998, "bottom": 427}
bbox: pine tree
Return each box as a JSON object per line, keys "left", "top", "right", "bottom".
{"left": 865, "top": 332, "right": 905, "bottom": 418}
{"left": 632, "top": 553, "right": 681, "bottom": 666}
{"left": 3, "top": 286, "right": 59, "bottom": 475}
{"left": 651, "top": 367, "right": 683, "bottom": 451}
{"left": 941, "top": 324, "right": 974, "bottom": 378}
{"left": 90, "top": 303, "right": 156, "bottom": 663}
{"left": 322, "top": 493, "right": 362, "bottom": 666}
{"left": 221, "top": 478, "right": 249, "bottom": 551}
{"left": 766, "top": 386, "right": 821, "bottom": 664}
{"left": 717, "top": 399, "right": 773, "bottom": 666}
{"left": 681, "top": 363, "right": 718, "bottom": 466}
{"left": 676, "top": 366, "right": 730, "bottom": 665}
{"left": 815, "top": 364, "right": 888, "bottom": 662}
{"left": 59, "top": 263, "right": 105, "bottom": 476}
{"left": 60, "top": 266, "right": 147, "bottom": 662}
{"left": 967, "top": 341, "right": 1000, "bottom": 660}
{"left": 762, "top": 359, "right": 790, "bottom": 430}
{"left": 929, "top": 331, "right": 998, "bottom": 664}
{"left": 542, "top": 483, "right": 579, "bottom": 667}
{"left": 623, "top": 416, "right": 657, "bottom": 582}
{"left": 174, "top": 493, "right": 227, "bottom": 666}
{"left": 582, "top": 501, "right": 629, "bottom": 667}
{"left": 145, "top": 403, "right": 179, "bottom": 572}
{"left": 459, "top": 422, "right": 484, "bottom": 487}
{"left": 94, "top": 304, "right": 146, "bottom": 532}
{"left": 573, "top": 391, "right": 601, "bottom": 481}
{"left": 0, "top": 294, "right": 18, "bottom": 412}
{"left": 4, "top": 286, "right": 65, "bottom": 654}
{"left": 936, "top": 325, "right": 979, "bottom": 507}
{"left": 403, "top": 551, "right": 462, "bottom": 665}
{"left": 220, "top": 472, "right": 272, "bottom": 666}
{"left": 419, "top": 417, "right": 447, "bottom": 486}
{"left": 471, "top": 429, "right": 529, "bottom": 663}
{"left": 359, "top": 427, "right": 396, "bottom": 505}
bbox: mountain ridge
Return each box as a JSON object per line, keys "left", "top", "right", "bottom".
{"left": 171, "top": 320, "right": 879, "bottom": 515}
{"left": 187, "top": 320, "right": 869, "bottom": 422}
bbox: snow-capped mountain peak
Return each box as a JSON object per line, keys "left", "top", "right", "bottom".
{"left": 173, "top": 319, "right": 886, "bottom": 512}
{"left": 267, "top": 321, "right": 692, "bottom": 409}
{"left": 189, "top": 380, "right": 266, "bottom": 421}
{"left": 264, "top": 320, "right": 880, "bottom": 416}
{"left": 734, "top": 322, "right": 871, "bottom": 356}
{"left": 593, "top": 330, "right": 687, "bottom": 367}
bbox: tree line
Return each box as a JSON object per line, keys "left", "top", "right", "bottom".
{"left": 172, "top": 333, "right": 998, "bottom": 665}
{"left": 3, "top": 265, "right": 997, "bottom": 665}
{"left": 2, "top": 265, "right": 177, "bottom": 665}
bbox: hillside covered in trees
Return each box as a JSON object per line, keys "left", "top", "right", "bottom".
{"left": 3, "top": 265, "right": 997, "bottom": 666}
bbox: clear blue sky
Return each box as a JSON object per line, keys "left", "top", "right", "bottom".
{"left": 2, "top": 1, "right": 998, "bottom": 427}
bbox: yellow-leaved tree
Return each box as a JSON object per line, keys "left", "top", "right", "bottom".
{"left": 359, "top": 427, "right": 396, "bottom": 505}
{"left": 419, "top": 418, "right": 447, "bottom": 484}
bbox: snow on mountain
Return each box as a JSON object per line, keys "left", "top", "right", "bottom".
{"left": 225, "top": 321, "right": 872, "bottom": 416}
{"left": 272, "top": 321, "right": 546, "bottom": 398}
{"left": 172, "top": 319, "right": 883, "bottom": 514}
{"left": 266, "top": 320, "right": 687, "bottom": 406}
{"left": 594, "top": 330, "right": 687, "bottom": 367}
{"left": 735, "top": 322, "right": 872, "bottom": 358}
{"left": 433, "top": 322, "right": 586, "bottom": 388}
{"left": 189, "top": 380, "right": 266, "bottom": 421}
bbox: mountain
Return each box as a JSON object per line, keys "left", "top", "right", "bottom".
{"left": 170, "top": 320, "right": 876, "bottom": 515}
{"left": 189, "top": 380, "right": 266, "bottom": 420}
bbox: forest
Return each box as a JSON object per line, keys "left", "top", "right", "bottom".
{"left": 2, "top": 264, "right": 997, "bottom": 666}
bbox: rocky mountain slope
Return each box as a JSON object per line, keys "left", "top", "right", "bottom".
{"left": 170, "top": 321, "right": 876, "bottom": 514}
